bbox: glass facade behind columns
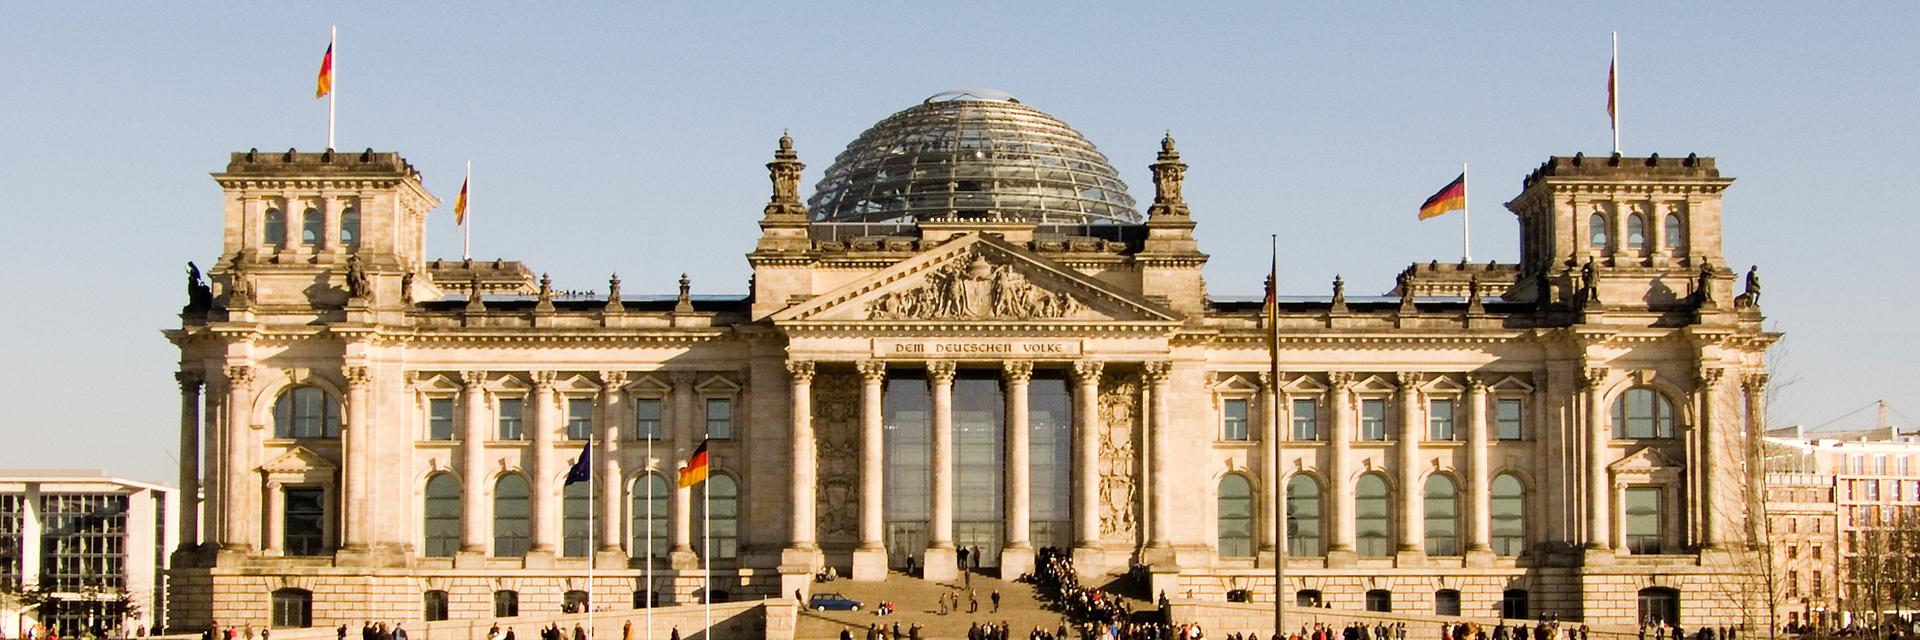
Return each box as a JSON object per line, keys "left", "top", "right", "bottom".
{"left": 1029, "top": 375, "right": 1072, "bottom": 551}
{"left": 953, "top": 374, "right": 1005, "bottom": 567}
{"left": 884, "top": 374, "right": 931, "bottom": 568}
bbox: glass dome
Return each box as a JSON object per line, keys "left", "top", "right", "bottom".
{"left": 808, "top": 90, "right": 1141, "bottom": 225}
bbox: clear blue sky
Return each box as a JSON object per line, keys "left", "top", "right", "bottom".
{"left": 3, "top": 5, "right": 1916, "bottom": 485}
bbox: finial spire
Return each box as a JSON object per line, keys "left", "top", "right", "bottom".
{"left": 765, "top": 132, "right": 806, "bottom": 216}
{"left": 1148, "top": 131, "right": 1190, "bottom": 219}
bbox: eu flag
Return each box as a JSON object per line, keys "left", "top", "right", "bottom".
{"left": 564, "top": 447, "right": 591, "bottom": 485}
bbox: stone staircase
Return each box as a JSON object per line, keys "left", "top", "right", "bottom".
{"left": 792, "top": 569, "right": 1149, "bottom": 639}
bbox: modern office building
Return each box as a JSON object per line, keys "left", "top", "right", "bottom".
{"left": 166, "top": 91, "right": 1778, "bottom": 630}
{"left": 0, "top": 470, "right": 176, "bottom": 637}
{"left": 1763, "top": 419, "right": 1920, "bottom": 627}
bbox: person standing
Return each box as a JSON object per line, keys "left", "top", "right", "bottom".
{"left": 991, "top": 590, "right": 1001, "bottom": 613}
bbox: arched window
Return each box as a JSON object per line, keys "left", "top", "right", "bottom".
{"left": 632, "top": 474, "right": 669, "bottom": 562}
{"left": 1664, "top": 214, "right": 1686, "bottom": 253}
{"left": 563, "top": 481, "right": 591, "bottom": 557}
{"left": 1365, "top": 589, "right": 1392, "bottom": 612}
{"left": 270, "top": 588, "right": 312, "bottom": 628}
{"left": 1490, "top": 474, "right": 1527, "bottom": 556}
{"left": 301, "top": 207, "right": 324, "bottom": 246}
{"left": 423, "top": 475, "right": 461, "bottom": 558}
{"left": 492, "top": 475, "right": 530, "bottom": 557}
{"left": 1434, "top": 589, "right": 1461, "bottom": 616}
{"left": 493, "top": 590, "right": 519, "bottom": 618}
{"left": 1423, "top": 475, "right": 1459, "bottom": 556}
{"left": 264, "top": 207, "right": 286, "bottom": 248}
{"left": 1217, "top": 475, "right": 1254, "bottom": 558}
{"left": 1626, "top": 213, "right": 1647, "bottom": 251}
{"left": 423, "top": 590, "right": 449, "bottom": 622}
{"left": 1285, "top": 475, "right": 1323, "bottom": 556}
{"left": 340, "top": 206, "right": 360, "bottom": 247}
{"left": 1589, "top": 213, "right": 1609, "bottom": 249}
{"left": 1637, "top": 587, "right": 1680, "bottom": 625}
{"left": 1355, "top": 474, "right": 1391, "bottom": 557}
{"left": 273, "top": 386, "right": 340, "bottom": 439}
{"left": 698, "top": 474, "right": 738, "bottom": 560}
{"left": 1502, "top": 589, "right": 1530, "bottom": 619}
{"left": 1612, "top": 388, "right": 1677, "bottom": 439}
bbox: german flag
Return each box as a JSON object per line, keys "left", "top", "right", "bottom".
{"left": 454, "top": 176, "right": 470, "bottom": 225}
{"left": 315, "top": 42, "right": 334, "bottom": 99}
{"left": 1418, "top": 173, "right": 1466, "bottom": 220}
{"left": 678, "top": 440, "right": 710, "bottom": 488}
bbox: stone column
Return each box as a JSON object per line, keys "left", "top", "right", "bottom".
{"left": 1327, "top": 372, "right": 1355, "bottom": 558}
{"left": 599, "top": 372, "right": 628, "bottom": 559}
{"left": 1258, "top": 373, "right": 1278, "bottom": 558}
{"left": 459, "top": 371, "right": 490, "bottom": 557}
{"left": 668, "top": 372, "right": 697, "bottom": 566}
{"left": 1742, "top": 372, "right": 1770, "bottom": 544}
{"left": 1070, "top": 361, "right": 1103, "bottom": 564}
{"left": 341, "top": 366, "right": 372, "bottom": 553}
{"left": 923, "top": 361, "right": 959, "bottom": 582}
{"left": 1583, "top": 367, "right": 1612, "bottom": 551}
{"left": 1001, "top": 361, "right": 1036, "bottom": 578}
{"left": 530, "top": 371, "right": 559, "bottom": 557}
{"left": 852, "top": 361, "right": 889, "bottom": 581}
{"left": 262, "top": 481, "right": 284, "bottom": 555}
{"left": 176, "top": 372, "right": 203, "bottom": 550}
{"left": 1464, "top": 376, "right": 1493, "bottom": 559}
{"left": 785, "top": 361, "right": 819, "bottom": 555}
{"left": 1396, "top": 372, "right": 1424, "bottom": 558}
{"left": 321, "top": 197, "right": 342, "bottom": 252}
{"left": 1696, "top": 368, "right": 1724, "bottom": 548}
{"left": 1144, "top": 362, "right": 1174, "bottom": 555}
{"left": 221, "top": 365, "right": 255, "bottom": 552}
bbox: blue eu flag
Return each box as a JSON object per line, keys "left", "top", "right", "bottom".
{"left": 564, "top": 447, "right": 591, "bottom": 485}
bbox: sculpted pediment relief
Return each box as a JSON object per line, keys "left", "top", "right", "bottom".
{"left": 771, "top": 233, "right": 1180, "bottom": 324}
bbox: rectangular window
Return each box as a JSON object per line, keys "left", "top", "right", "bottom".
{"left": 0, "top": 495, "right": 22, "bottom": 592}
{"left": 706, "top": 398, "right": 733, "bottom": 439}
{"left": 1867, "top": 480, "right": 1880, "bottom": 501}
{"left": 1623, "top": 487, "right": 1662, "bottom": 554}
{"left": 633, "top": 398, "right": 663, "bottom": 440}
{"left": 1902, "top": 457, "right": 1912, "bottom": 476}
{"left": 1496, "top": 399, "right": 1524, "bottom": 440}
{"left": 566, "top": 398, "right": 594, "bottom": 440}
{"left": 37, "top": 494, "right": 129, "bottom": 591}
{"left": 1221, "top": 398, "right": 1250, "bottom": 441}
{"left": 1291, "top": 399, "right": 1318, "bottom": 441}
{"left": 1877, "top": 455, "right": 1888, "bottom": 475}
{"left": 339, "top": 207, "right": 360, "bottom": 247}
{"left": 1812, "top": 572, "right": 1823, "bottom": 598}
{"left": 301, "top": 208, "right": 324, "bottom": 246}
{"left": 283, "top": 487, "right": 326, "bottom": 556}
{"left": 428, "top": 398, "right": 455, "bottom": 441}
{"left": 1428, "top": 398, "right": 1455, "bottom": 441}
{"left": 1359, "top": 399, "right": 1387, "bottom": 441}
{"left": 497, "top": 398, "right": 524, "bottom": 440}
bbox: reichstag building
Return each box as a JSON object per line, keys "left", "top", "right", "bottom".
{"left": 166, "top": 91, "right": 1777, "bottom": 629}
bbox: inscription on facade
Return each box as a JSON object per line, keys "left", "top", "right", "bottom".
{"left": 872, "top": 338, "right": 1082, "bottom": 358}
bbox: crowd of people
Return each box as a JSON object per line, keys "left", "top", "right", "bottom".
{"left": 1025, "top": 546, "right": 1170, "bottom": 640}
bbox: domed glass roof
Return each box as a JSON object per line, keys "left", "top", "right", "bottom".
{"left": 807, "top": 90, "right": 1141, "bottom": 225}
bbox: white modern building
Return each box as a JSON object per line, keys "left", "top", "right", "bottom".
{"left": 0, "top": 470, "right": 177, "bottom": 637}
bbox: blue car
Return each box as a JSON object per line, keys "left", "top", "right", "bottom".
{"left": 808, "top": 593, "right": 862, "bottom": 611}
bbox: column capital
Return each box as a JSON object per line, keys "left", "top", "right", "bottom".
{"left": 1395, "top": 371, "right": 1425, "bottom": 389}
{"left": 1465, "top": 373, "right": 1489, "bottom": 392}
{"left": 1697, "top": 367, "right": 1726, "bottom": 389}
{"left": 530, "top": 370, "right": 558, "bottom": 389}
{"left": 785, "top": 360, "right": 816, "bottom": 383}
{"left": 1002, "top": 361, "right": 1034, "bottom": 383}
{"left": 1070, "top": 360, "right": 1104, "bottom": 383}
{"left": 599, "top": 370, "right": 630, "bottom": 390}
{"left": 1741, "top": 371, "right": 1770, "bottom": 393}
{"left": 668, "top": 370, "right": 698, "bottom": 389}
{"left": 926, "top": 361, "right": 957, "bottom": 384}
{"left": 1142, "top": 361, "right": 1172, "bottom": 384}
{"left": 225, "top": 364, "right": 255, "bottom": 385}
{"left": 1582, "top": 367, "right": 1610, "bottom": 390}
{"left": 459, "top": 370, "right": 488, "bottom": 388}
{"left": 856, "top": 360, "right": 888, "bottom": 383}
{"left": 1255, "top": 371, "right": 1273, "bottom": 390}
{"left": 1326, "top": 370, "right": 1353, "bottom": 389}
{"left": 343, "top": 366, "right": 371, "bottom": 388}
{"left": 176, "top": 371, "right": 205, "bottom": 391}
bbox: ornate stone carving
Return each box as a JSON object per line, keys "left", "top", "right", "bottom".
{"left": 812, "top": 368, "right": 860, "bottom": 544}
{"left": 926, "top": 361, "right": 957, "bottom": 384}
{"left": 599, "top": 371, "right": 629, "bottom": 391}
{"left": 1741, "top": 372, "right": 1770, "bottom": 393}
{"left": 176, "top": 371, "right": 204, "bottom": 391}
{"left": 1148, "top": 133, "right": 1189, "bottom": 218}
{"left": 459, "top": 370, "right": 487, "bottom": 388}
{"left": 1141, "top": 361, "right": 1171, "bottom": 384}
{"left": 225, "top": 365, "right": 255, "bottom": 386}
{"left": 226, "top": 254, "right": 254, "bottom": 307}
{"left": 1582, "top": 367, "right": 1610, "bottom": 390}
{"left": 1070, "top": 360, "right": 1104, "bottom": 384}
{"left": 786, "top": 360, "right": 816, "bottom": 384}
{"left": 1696, "top": 367, "right": 1725, "bottom": 389}
{"left": 1002, "top": 361, "right": 1034, "bottom": 383}
{"left": 1465, "top": 373, "right": 1488, "bottom": 392}
{"left": 1097, "top": 370, "right": 1140, "bottom": 541}
{"left": 529, "top": 370, "right": 557, "bottom": 389}
{"left": 345, "top": 254, "right": 371, "bottom": 300}
{"left": 1326, "top": 371, "right": 1352, "bottom": 389}
{"left": 343, "top": 366, "right": 370, "bottom": 388}
{"left": 865, "top": 251, "right": 1085, "bottom": 321}
{"left": 856, "top": 361, "right": 887, "bottom": 384}
{"left": 768, "top": 133, "right": 805, "bottom": 206}
{"left": 184, "top": 262, "right": 213, "bottom": 313}
{"left": 1395, "top": 372, "right": 1425, "bottom": 388}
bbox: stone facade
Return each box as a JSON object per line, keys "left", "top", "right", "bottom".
{"left": 169, "top": 102, "right": 1777, "bottom": 631}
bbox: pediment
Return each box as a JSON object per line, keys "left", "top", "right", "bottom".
{"left": 1212, "top": 374, "right": 1263, "bottom": 393}
{"left": 1281, "top": 375, "right": 1328, "bottom": 394}
{"left": 1487, "top": 376, "right": 1535, "bottom": 393}
{"left": 1609, "top": 446, "right": 1680, "bottom": 473}
{"left": 770, "top": 233, "right": 1181, "bottom": 325}
{"left": 1349, "top": 375, "right": 1399, "bottom": 394}
{"left": 262, "top": 446, "right": 337, "bottom": 474}
{"left": 1423, "top": 376, "right": 1467, "bottom": 394}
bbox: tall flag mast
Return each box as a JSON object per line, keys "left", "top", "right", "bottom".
{"left": 1266, "top": 234, "right": 1285, "bottom": 636}
{"left": 316, "top": 27, "right": 336, "bottom": 149}
{"left": 564, "top": 447, "right": 595, "bottom": 633}
{"left": 455, "top": 162, "right": 472, "bottom": 260}
{"left": 1610, "top": 32, "right": 1621, "bottom": 155}
{"left": 679, "top": 441, "right": 713, "bottom": 638}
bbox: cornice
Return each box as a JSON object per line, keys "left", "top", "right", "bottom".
{"left": 776, "top": 320, "right": 1180, "bottom": 337}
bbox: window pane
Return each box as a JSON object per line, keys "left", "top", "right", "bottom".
{"left": 1496, "top": 399, "right": 1524, "bottom": 440}
{"left": 1423, "top": 476, "right": 1459, "bottom": 556}
{"left": 283, "top": 488, "right": 325, "bottom": 556}
{"left": 633, "top": 398, "right": 663, "bottom": 440}
{"left": 1624, "top": 487, "right": 1662, "bottom": 554}
{"left": 340, "top": 208, "right": 360, "bottom": 247}
{"left": 497, "top": 398, "right": 524, "bottom": 440}
{"left": 1291, "top": 399, "right": 1318, "bottom": 441}
{"left": 264, "top": 208, "right": 286, "bottom": 249}
{"left": 1589, "top": 213, "right": 1609, "bottom": 249}
{"left": 563, "top": 482, "right": 591, "bottom": 557}
{"left": 429, "top": 398, "right": 455, "bottom": 440}
{"left": 494, "top": 590, "right": 519, "bottom": 618}
{"left": 1360, "top": 399, "right": 1387, "bottom": 441}
{"left": 1435, "top": 590, "right": 1461, "bottom": 617}
{"left": 493, "top": 476, "right": 530, "bottom": 557}
{"left": 1663, "top": 214, "right": 1685, "bottom": 252}
{"left": 1222, "top": 399, "right": 1249, "bottom": 441}
{"left": 424, "top": 476, "right": 461, "bottom": 557}
{"left": 1490, "top": 475, "right": 1526, "bottom": 556}
{"left": 699, "top": 475, "right": 739, "bottom": 560}
{"left": 1627, "top": 214, "right": 1646, "bottom": 250}
{"left": 1355, "top": 475, "right": 1390, "bottom": 556}
{"left": 1286, "top": 476, "right": 1322, "bottom": 556}
{"left": 301, "top": 208, "right": 323, "bottom": 245}
{"left": 567, "top": 398, "right": 594, "bottom": 440}
{"left": 1428, "top": 399, "right": 1455, "bottom": 441}
{"left": 424, "top": 590, "right": 449, "bottom": 622}
{"left": 632, "top": 475, "right": 669, "bottom": 562}
{"left": 1217, "top": 475, "right": 1253, "bottom": 558}
{"left": 706, "top": 398, "right": 733, "bottom": 439}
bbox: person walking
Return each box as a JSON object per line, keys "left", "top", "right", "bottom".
{"left": 991, "top": 590, "right": 1001, "bottom": 613}
{"left": 392, "top": 625, "right": 407, "bottom": 640}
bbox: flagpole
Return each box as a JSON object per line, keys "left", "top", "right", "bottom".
{"left": 703, "top": 451, "right": 711, "bottom": 638}
{"left": 463, "top": 161, "right": 473, "bottom": 260}
{"left": 1462, "top": 162, "right": 1472, "bottom": 263}
{"left": 646, "top": 435, "right": 654, "bottom": 640}
{"left": 1269, "top": 233, "right": 1285, "bottom": 638}
{"left": 328, "top": 25, "right": 336, "bottom": 150}
{"left": 588, "top": 446, "right": 596, "bottom": 639}
{"left": 1612, "top": 32, "right": 1621, "bottom": 155}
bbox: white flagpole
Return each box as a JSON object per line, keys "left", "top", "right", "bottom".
{"left": 703, "top": 453, "right": 711, "bottom": 639}
{"left": 1462, "top": 162, "right": 1472, "bottom": 263}
{"left": 328, "top": 25, "right": 336, "bottom": 151}
{"left": 646, "top": 435, "right": 654, "bottom": 640}
{"left": 1612, "top": 32, "right": 1622, "bottom": 155}
{"left": 463, "top": 161, "right": 472, "bottom": 261}
{"left": 588, "top": 447, "right": 596, "bottom": 639}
